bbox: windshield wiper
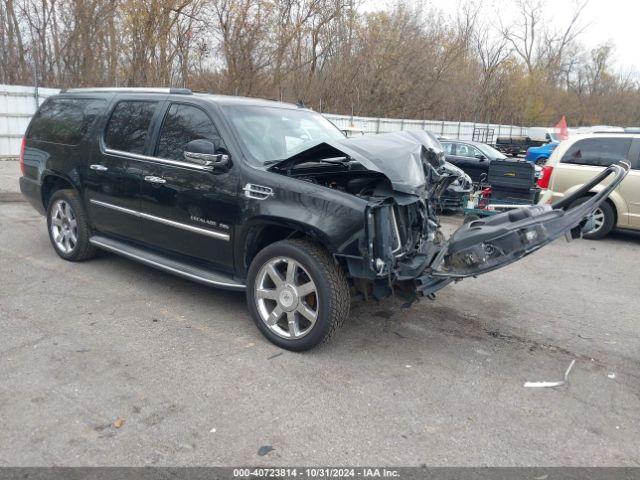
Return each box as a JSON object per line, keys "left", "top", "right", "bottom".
{"left": 265, "top": 156, "right": 351, "bottom": 167}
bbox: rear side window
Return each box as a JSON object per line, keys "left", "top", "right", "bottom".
{"left": 442, "top": 142, "right": 453, "bottom": 155}
{"left": 27, "top": 97, "right": 106, "bottom": 145}
{"left": 155, "top": 103, "right": 224, "bottom": 161}
{"left": 104, "top": 100, "right": 158, "bottom": 154}
{"left": 561, "top": 138, "right": 631, "bottom": 167}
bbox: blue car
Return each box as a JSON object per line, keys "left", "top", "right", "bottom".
{"left": 525, "top": 141, "right": 559, "bottom": 165}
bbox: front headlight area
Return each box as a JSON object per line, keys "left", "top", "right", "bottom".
{"left": 363, "top": 199, "right": 433, "bottom": 277}
{"left": 443, "top": 224, "right": 550, "bottom": 277}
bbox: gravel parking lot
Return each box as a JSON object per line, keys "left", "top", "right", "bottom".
{"left": 1, "top": 159, "right": 639, "bottom": 466}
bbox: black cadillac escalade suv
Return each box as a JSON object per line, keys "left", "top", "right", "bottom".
{"left": 19, "top": 88, "right": 628, "bottom": 350}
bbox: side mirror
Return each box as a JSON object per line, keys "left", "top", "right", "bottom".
{"left": 183, "top": 139, "right": 230, "bottom": 170}
{"left": 475, "top": 154, "right": 487, "bottom": 161}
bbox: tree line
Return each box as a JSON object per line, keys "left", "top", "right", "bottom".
{"left": 1, "top": 0, "right": 639, "bottom": 127}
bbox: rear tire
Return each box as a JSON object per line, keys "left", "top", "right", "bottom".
{"left": 568, "top": 197, "right": 615, "bottom": 240}
{"left": 246, "top": 239, "right": 350, "bottom": 351}
{"left": 46, "top": 189, "right": 96, "bottom": 261}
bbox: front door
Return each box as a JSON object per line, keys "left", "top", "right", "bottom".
{"left": 136, "top": 102, "right": 239, "bottom": 272}
{"left": 455, "top": 143, "right": 488, "bottom": 182}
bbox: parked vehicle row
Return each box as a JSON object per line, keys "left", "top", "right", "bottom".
{"left": 18, "top": 88, "right": 629, "bottom": 350}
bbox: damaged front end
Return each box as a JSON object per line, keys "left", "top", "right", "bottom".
{"left": 267, "top": 131, "right": 629, "bottom": 301}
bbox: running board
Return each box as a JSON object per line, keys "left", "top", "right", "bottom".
{"left": 89, "top": 235, "right": 246, "bottom": 291}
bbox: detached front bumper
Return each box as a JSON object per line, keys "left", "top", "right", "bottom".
{"left": 342, "top": 161, "right": 630, "bottom": 300}
{"left": 425, "top": 161, "right": 630, "bottom": 281}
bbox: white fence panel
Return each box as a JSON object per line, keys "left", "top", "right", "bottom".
{"left": 0, "top": 84, "right": 529, "bottom": 157}
{"left": 323, "top": 113, "right": 527, "bottom": 140}
{"left": 0, "top": 85, "right": 60, "bottom": 157}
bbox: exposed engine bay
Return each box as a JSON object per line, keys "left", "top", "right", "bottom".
{"left": 266, "top": 131, "right": 467, "bottom": 299}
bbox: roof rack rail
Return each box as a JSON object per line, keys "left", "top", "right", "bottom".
{"left": 62, "top": 87, "right": 193, "bottom": 95}
{"left": 592, "top": 130, "right": 637, "bottom": 134}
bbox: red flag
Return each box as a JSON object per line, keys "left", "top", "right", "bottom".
{"left": 555, "top": 115, "right": 568, "bottom": 140}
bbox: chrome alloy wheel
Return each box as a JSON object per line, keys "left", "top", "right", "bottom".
{"left": 254, "top": 257, "right": 318, "bottom": 339}
{"left": 586, "top": 207, "right": 605, "bottom": 234}
{"left": 50, "top": 199, "right": 78, "bottom": 254}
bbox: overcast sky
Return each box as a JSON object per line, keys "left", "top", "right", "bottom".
{"left": 362, "top": 0, "right": 640, "bottom": 74}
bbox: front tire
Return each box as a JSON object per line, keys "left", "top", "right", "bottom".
{"left": 47, "top": 189, "right": 96, "bottom": 261}
{"left": 568, "top": 197, "right": 615, "bottom": 240}
{"left": 246, "top": 239, "right": 350, "bottom": 351}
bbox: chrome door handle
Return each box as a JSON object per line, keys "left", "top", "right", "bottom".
{"left": 144, "top": 175, "right": 166, "bottom": 184}
{"left": 90, "top": 164, "right": 108, "bottom": 171}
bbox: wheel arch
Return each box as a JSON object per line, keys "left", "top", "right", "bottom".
{"left": 41, "top": 172, "right": 79, "bottom": 210}
{"left": 239, "top": 218, "right": 337, "bottom": 277}
{"left": 564, "top": 186, "right": 620, "bottom": 226}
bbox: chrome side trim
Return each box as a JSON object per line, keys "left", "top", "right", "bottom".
{"left": 90, "top": 199, "right": 230, "bottom": 241}
{"left": 89, "top": 238, "right": 245, "bottom": 290}
{"left": 103, "top": 148, "right": 213, "bottom": 171}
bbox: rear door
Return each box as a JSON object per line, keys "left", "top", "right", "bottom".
{"left": 85, "top": 98, "right": 162, "bottom": 240}
{"left": 621, "top": 139, "right": 640, "bottom": 227}
{"left": 135, "top": 101, "right": 240, "bottom": 272}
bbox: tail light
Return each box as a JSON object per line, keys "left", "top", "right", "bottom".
{"left": 19, "top": 137, "right": 26, "bottom": 175}
{"left": 537, "top": 165, "right": 554, "bottom": 189}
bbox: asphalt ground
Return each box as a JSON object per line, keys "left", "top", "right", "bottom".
{"left": 1, "top": 160, "right": 639, "bottom": 466}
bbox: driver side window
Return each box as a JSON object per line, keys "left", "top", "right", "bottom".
{"left": 457, "top": 144, "right": 473, "bottom": 157}
{"left": 155, "top": 103, "right": 224, "bottom": 162}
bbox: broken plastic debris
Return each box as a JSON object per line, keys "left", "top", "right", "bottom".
{"left": 113, "top": 417, "right": 125, "bottom": 428}
{"left": 608, "top": 373, "right": 616, "bottom": 379}
{"left": 210, "top": 427, "right": 216, "bottom": 433}
{"left": 524, "top": 360, "right": 575, "bottom": 388}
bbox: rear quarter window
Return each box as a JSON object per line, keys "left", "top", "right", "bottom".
{"left": 104, "top": 100, "right": 159, "bottom": 154}
{"left": 561, "top": 137, "right": 631, "bottom": 167}
{"left": 27, "top": 97, "right": 106, "bottom": 146}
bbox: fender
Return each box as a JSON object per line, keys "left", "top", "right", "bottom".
{"left": 237, "top": 216, "right": 342, "bottom": 276}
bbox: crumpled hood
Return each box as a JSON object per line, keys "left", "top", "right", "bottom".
{"left": 268, "top": 130, "right": 446, "bottom": 195}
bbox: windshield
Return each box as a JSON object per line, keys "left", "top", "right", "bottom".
{"left": 477, "top": 143, "right": 506, "bottom": 160}
{"left": 222, "top": 105, "right": 346, "bottom": 164}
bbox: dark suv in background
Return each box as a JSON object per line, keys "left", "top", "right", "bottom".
{"left": 19, "top": 88, "right": 628, "bottom": 350}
